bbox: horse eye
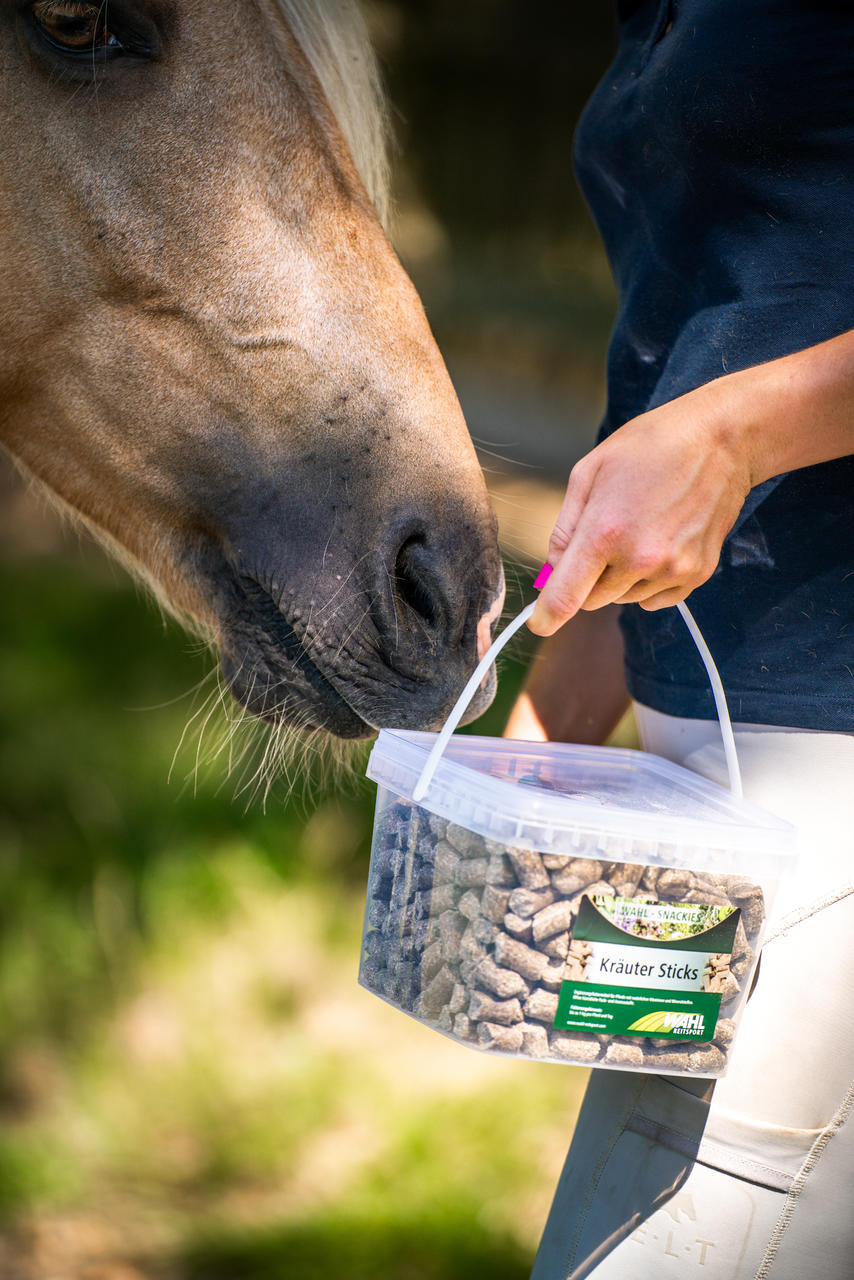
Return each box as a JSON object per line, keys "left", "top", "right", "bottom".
{"left": 31, "top": 1, "right": 123, "bottom": 54}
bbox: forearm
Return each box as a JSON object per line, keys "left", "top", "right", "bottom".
{"left": 721, "top": 328, "right": 854, "bottom": 485}
{"left": 529, "top": 329, "right": 854, "bottom": 636}
{"left": 504, "top": 603, "right": 630, "bottom": 743}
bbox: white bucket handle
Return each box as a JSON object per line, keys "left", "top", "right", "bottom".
{"left": 412, "top": 597, "right": 743, "bottom": 803}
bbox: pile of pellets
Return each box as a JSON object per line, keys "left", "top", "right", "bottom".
{"left": 359, "top": 801, "right": 766, "bottom": 1075}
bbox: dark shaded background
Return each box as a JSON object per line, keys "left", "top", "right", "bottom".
{"left": 384, "top": 0, "right": 617, "bottom": 408}
{"left": 0, "top": 6, "right": 619, "bottom": 1277}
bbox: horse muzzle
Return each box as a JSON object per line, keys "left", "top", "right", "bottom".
{"left": 206, "top": 516, "right": 505, "bottom": 739}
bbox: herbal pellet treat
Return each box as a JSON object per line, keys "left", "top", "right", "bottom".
{"left": 359, "top": 799, "right": 769, "bottom": 1076}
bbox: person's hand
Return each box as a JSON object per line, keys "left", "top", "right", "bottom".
{"left": 529, "top": 378, "right": 753, "bottom": 635}
{"left": 529, "top": 329, "right": 854, "bottom": 636}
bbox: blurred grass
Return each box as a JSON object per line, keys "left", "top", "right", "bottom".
{"left": 178, "top": 1212, "right": 533, "bottom": 1280}
{"left": 0, "top": 540, "right": 586, "bottom": 1278}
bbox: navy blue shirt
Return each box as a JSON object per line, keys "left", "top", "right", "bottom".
{"left": 575, "top": 0, "right": 854, "bottom": 730}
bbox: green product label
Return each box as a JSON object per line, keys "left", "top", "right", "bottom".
{"left": 555, "top": 893, "right": 741, "bottom": 1041}
{"left": 554, "top": 981, "right": 722, "bottom": 1040}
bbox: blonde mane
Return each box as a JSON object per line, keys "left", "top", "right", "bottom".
{"left": 277, "top": 0, "right": 391, "bottom": 227}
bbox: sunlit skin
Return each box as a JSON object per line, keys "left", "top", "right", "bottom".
{"left": 507, "top": 335, "right": 854, "bottom": 746}
{"left": 529, "top": 333, "right": 854, "bottom": 638}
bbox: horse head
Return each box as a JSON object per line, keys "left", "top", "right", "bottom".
{"left": 0, "top": 0, "right": 505, "bottom": 741}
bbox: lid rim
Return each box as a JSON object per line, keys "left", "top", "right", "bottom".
{"left": 368, "top": 728, "right": 797, "bottom": 859}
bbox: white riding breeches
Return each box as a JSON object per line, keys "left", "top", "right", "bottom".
{"left": 531, "top": 707, "right": 854, "bottom": 1280}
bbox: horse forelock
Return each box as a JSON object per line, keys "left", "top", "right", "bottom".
{"left": 276, "top": 0, "right": 391, "bottom": 228}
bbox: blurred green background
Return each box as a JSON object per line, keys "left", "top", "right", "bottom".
{"left": 0, "top": 4, "right": 622, "bottom": 1277}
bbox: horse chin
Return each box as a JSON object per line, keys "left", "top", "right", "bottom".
{"left": 221, "top": 656, "right": 498, "bottom": 742}
{"left": 220, "top": 651, "right": 498, "bottom": 742}
{"left": 214, "top": 567, "right": 502, "bottom": 741}
{"left": 216, "top": 580, "right": 375, "bottom": 739}
{"left": 222, "top": 655, "right": 374, "bottom": 740}
{"left": 219, "top": 626, "right": 499, "bottom": 741}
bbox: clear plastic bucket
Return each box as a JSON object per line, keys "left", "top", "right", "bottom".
{"left": 359, "top": 730, "right": 797, "bottom": 1077}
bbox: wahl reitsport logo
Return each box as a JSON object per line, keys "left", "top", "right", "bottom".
{"left": 627, "top": 1010, "right": 707, "bottom": 1037}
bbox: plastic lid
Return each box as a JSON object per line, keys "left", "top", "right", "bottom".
{"left": 368, "top": 729, "right": 797, "bottom": 877}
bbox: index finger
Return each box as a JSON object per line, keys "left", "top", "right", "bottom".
{"left": 528, "top": 532, "right": 609, "bottom": 636}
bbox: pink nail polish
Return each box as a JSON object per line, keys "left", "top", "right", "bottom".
{"left": 533, "top": 562, "right": 553, "bottom": 590}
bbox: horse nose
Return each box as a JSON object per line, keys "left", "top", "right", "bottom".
{"left": 373, "top": 519, "right": 499, "bottom": 691}
{"left": 393, "top": 531, "right": 452, "bottom": 643}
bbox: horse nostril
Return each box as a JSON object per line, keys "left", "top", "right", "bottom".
{"left": 394, "top": 533, "right": 443, "bottom": 631}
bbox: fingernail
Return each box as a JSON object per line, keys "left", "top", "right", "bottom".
{"left": 533, "top": 562, "right": 553, "bottom": 590}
